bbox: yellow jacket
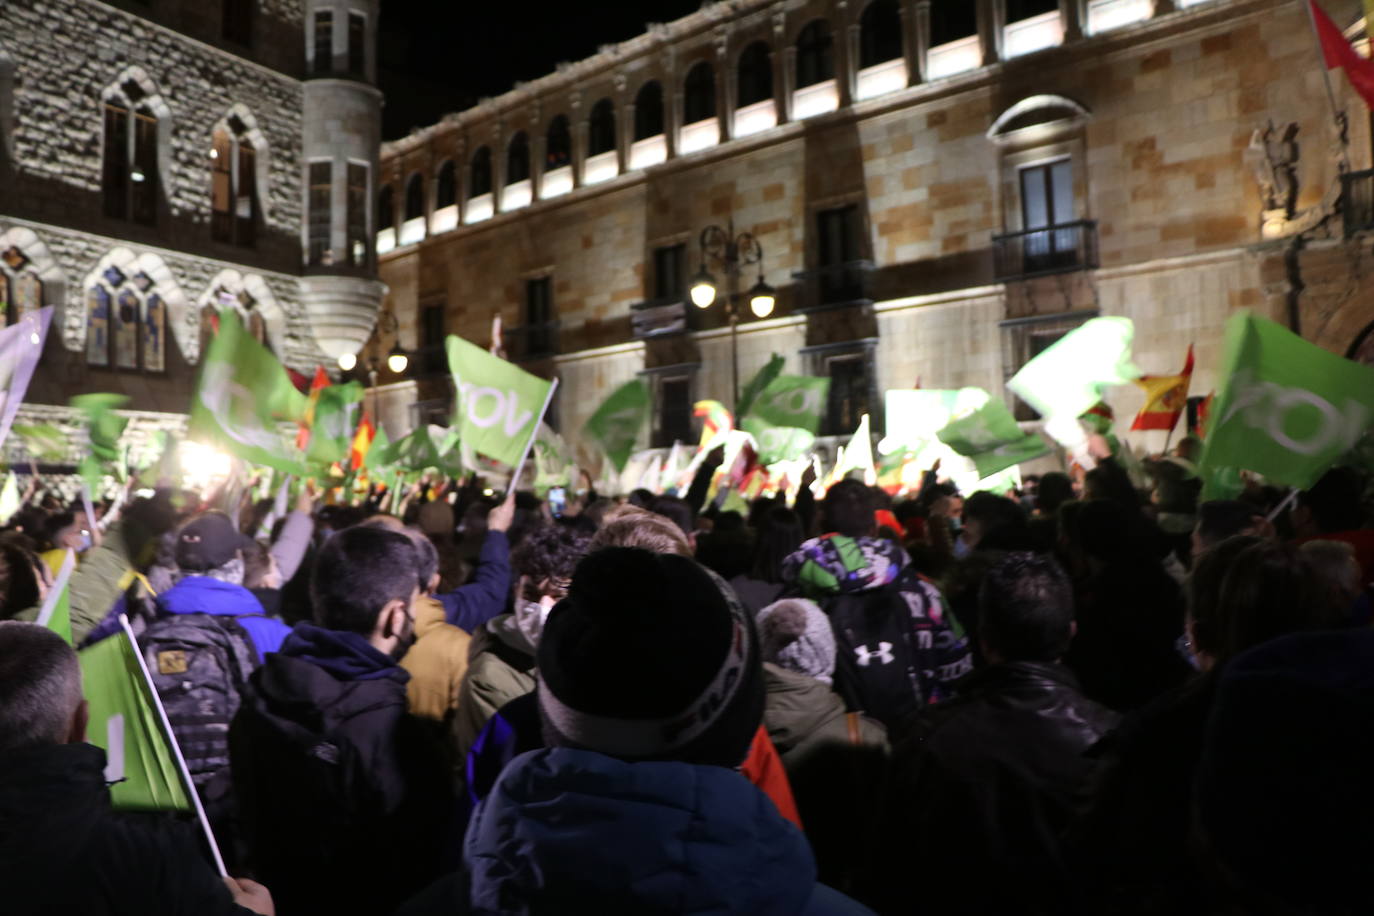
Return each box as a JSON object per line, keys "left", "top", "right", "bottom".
{"left": 400, "top": 595, "right": 472, "bottom": 723}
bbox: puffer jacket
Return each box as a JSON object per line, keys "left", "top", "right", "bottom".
{"left": 870, "top": 661, "right": 1119, "bottom": 915}
{"left": 398, "top": 747, "right": 874, "bottom": 915}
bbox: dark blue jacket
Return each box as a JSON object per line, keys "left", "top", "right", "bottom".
{"left": 157, "top": 576, "right": 289, "bottom": 662}
{"left": 435, "top": 531, "right": 510, "bottom": 633}
{"left": 400, "top": 747, "right": 873, "bottom": 915}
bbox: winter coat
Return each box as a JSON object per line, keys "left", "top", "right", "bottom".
{"left": 729, "top": 573, "right": 786, "bottom": 616}
{"left": 0, "top": 743, "right": 250, "bottom": 916}
{"left": 763, "top": 664, "right": 888, "bottom": 891}
{"left": 435, "top": 530, "right": 511, "bottom": 633}
{"left": 397, "top": 747, "right": 874, "bottom": 916}
{"left": 450, "top": 613, "right": 536, "bottom": 765}
{"left": 229, "top": 623, "right": 454, "bottom": 916}
{"left": 401, "top": 595, "right": 473, "bottom": 724}
{"left": 871, "top": 661, "right": 1119, "bottom": 915}
{"left": 156, "top": 575, "right": 287, "bottom": 662}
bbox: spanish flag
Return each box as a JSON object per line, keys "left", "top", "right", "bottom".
{"left": 295, "top": 366, "right": 330, "bottom": 450}
{"left": 349, "top": 411, "right": 376, "bottom": 471}
{"left": 1130, "top": 345, "right": 1194, "bottom": 432}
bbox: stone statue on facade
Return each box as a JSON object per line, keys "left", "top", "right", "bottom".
{"left": 1246, "top": 120, "right": 1300, "bottom": 216}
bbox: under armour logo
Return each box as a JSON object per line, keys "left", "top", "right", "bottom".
{"left": 855, "top": 643, "right": 895, "bottom": 667}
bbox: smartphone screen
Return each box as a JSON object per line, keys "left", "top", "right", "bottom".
{"left": 548, "top": 487, "right": 566, "bottom": 517}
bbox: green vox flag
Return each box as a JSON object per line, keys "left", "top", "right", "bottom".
{"left": 736, "top": 353, "right": 785, "bottom": 420}
{"left": 532, "top": 421, "right": 575, "bottom": 491}
{"left": 190, "top": 309, "right": 308, "bottom": 474}
{"left": 136, "top": 431, "right": 181, "bottom": 490}
{"left": 741, "top": 374, "right": 829, "bottom": 464}
{"left": 71, "top": 393, "right": 131, "bottom": 493}
{"left": 80, "top": 617, "right": 192, "bottom": 812}
{"left": 362, "top": 422, "right": 392, "bottom": 471}
{"left": 14, "top": 422, "right": 69, "bottom": 462}
{"left": 582, "top": 379, "right": 651, "bottom": 472}
{"left": 447, "top": 335, "right": 554, "bottom": 467}
{"left": 304, "top": 382, "right": 365, "bottom": 465}
{"left": 1198, "top": 311, "right": 1374, "bottom": 499}
{"left": 1007, "top": 317, "right": 1139, "bottom": 424}
{"left": 744, "top": 420, "right": 817, "bottom": 466}
{"left": 936, "top": 396, "right": 1051, "bottom": 479}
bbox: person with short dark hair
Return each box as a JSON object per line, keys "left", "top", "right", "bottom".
{"left": 230, "top": 525, "right": 453, "bottom": 916}
{"left": 1292, "top": 466, "right": 1374, "bottom": 584}
{"left": 872, "top": 553, "right": 1118, "bottom": 915}
{"left": 730, "top": 506, "right": 805, "bottom": 615}
{"left": 1192, "top": 499, "right": 1266, "bottom": 558}
{"left": 0, "top": 622, "right": 272, "bottom": 916}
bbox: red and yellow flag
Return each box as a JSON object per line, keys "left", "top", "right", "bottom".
{"left": 1194, "top": 390, "right": 1215, "bottom": 439}
{"left": 1130, "top": 345, "right": 1194, "bottom": 432}
{"left": 295, "top": 367, "right": 331, "bottom": 450}
{"left": 1310, "top": 0, "right": 1374, "bottom": 109}
{"left": 349, "top": 411, "right": 376, "bottom": 471}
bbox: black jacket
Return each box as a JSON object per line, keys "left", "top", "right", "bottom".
{"left": 229, "top": 627, "right": 454, "bottom": 916}
{"left": 870, "top": 662, "right": 1119, "bottom": 915}
{"left": 0, "top": 743, "right": 248, "bottom": 916}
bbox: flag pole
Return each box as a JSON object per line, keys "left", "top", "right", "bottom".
{"left": 1304, "top": 0, "right": 1351, "bottom": 167}
{"left": 506, "top": 377, "right": 559, "bottom": 499}
{"left": 1266, "top": 486, "right": 1301, "bottom": 523}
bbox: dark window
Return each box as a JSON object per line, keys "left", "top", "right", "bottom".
{"left": 588, "top": 98, "right": 616, "bottom": 156}
{"left": 816, "top": 204, "right": 863, "bottom": 302}
{"left": 683, "top": 62, "right": 715, "bottom": 124}
{"left": 859, "top": 0, "right": 903, "bottom": 68}
{"left": 223, "top": 0, "right": 252, "bottom": 45}
{"left": 795, "top": 21, "right": 834, "bottom": 88}
{"left": 435, "top": 161, "right": 456, "bottom": 208}
{"left": 308, "top": 161, "right": 332, "bottom": 265}
{"left": 653, "top": 244, "right": 685, "bottom": 301}
{"left": 1006, "top": 0, "right": 1058, "bottom": 21}
{"left": 1019, "top": 159, "right": 1077, "bottom": 273}
{"left": 930, "top": 0, "right": 978, "bottom": 46}
{"left": 377, "top": 184, "right": 394, "bottom": 230}
{"left": 470, "top": 146, "right": 492, "bottom": 197}
{"left": 634, "top": 82, "right": 664, "bottom": 140}
{"left": 825, "top": 354, "right": 870, "bottom": 436}
{"left": 346, "top": 162, "right": 367, "bottom": 266}
{"left": 312, "top": 11, "right": 332, "bottom": 75}
{"left": 211, "top": 122, "right": 258, "bottom": 247}
{"left": 420, "top": 302, "right": 446, "bottom": 374}
{"left": 404, "top": 173, "right": 424, "bottom": 221}
{"left": 546, "top": 116, "right": 572, "bottom": 169}
{"left": 737, "top": 42, "right": 773, "bottom": 107}
{"left": 656, "top": 376, "right": 694, "bottom": 448}
{"left": 103, "top": 100, "right": 157, "bottom": 225}
{"left": 525, "top": 276, "right": 553, "bottom": 355}
{"left": 507, "top": 132, "right": 530, "bottom": 184}
{"left": 347, "top": 12, "right": 365, "bottom": 76}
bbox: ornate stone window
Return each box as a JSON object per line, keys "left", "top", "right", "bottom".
{"left": 102, "top": 75, "right": 166, "bottom": 225}
{"left": 210, "top": 111, "right": 262, "bottom": 247}
{"left": 86, "top": 263, "right": 166, "bottom": 372}
{"left": 0, "top": 246, "right": 43, "bottom": 327}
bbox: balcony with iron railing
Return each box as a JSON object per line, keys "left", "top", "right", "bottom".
{"left": 504, "top": 321, "right": 560, "bottom": 362}
{"left": 1342, "top": 169, "right": 1374, "bottom": 237}
{"left": 791, "top": 260, "right": 875, "bottom": 313}
{"left": 992, "top": 220, "right": 1099, "bottom": 281}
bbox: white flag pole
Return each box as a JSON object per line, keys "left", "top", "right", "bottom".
{"left": 506, "top": 377, "right": 560, "bottom": 499}
{"left": 1266, "top": 486, "right": 1300, "bottom": 524}
{"left": 120, "top": 614, "right": 228, "bottom": 877}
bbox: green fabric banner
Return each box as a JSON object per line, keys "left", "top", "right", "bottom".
{"left": 1007, "top": 317, "right": 1139, "bottom": 423}
{"left": 936, "top": 397, "right": 1050, "bottom": 479}
{"left": 583, "top": 379, "right": 651, "bottom": 472}
{"left": 304, "top": 382, "right": 365, "bottom": 465}
{"left": 71, "top": 393, "right": 130, "bottom": 492}
{"left": 447, "top": 334, "right": 553, "bottom": 467}
{"left": 736, "top": 353, "right": 785, "bottom": 419}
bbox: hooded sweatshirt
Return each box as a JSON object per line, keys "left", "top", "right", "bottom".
{"left": 229, "top": 622, "right": 453, "bottom": 916}
{"left": 156, "top": 575, "right": 288, "bottom": 662}
{"left": 398, "top": 747, "right": 873, "bottom": 916}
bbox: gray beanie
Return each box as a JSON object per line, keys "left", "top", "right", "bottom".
{"left": 757, "top": 598, "right": 836, "bottom": 685}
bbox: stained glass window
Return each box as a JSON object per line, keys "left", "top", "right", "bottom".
{"left": 87, "top": 287, "right": 111, "bottom": 366}
{"left": 114, "top": 288, "right": 140, "bottom": 369}
{"left": 87, "top": 261, "right": 168, "bottom": 371}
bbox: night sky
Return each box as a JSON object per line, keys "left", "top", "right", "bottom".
{"left": 379, "top": 0, "right": 707, "bottom": 140}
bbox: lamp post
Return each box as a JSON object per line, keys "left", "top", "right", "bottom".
{"left": 687, "top": 220, "right": 777, "bottom": 408}
{"left": 339, "top": 309, "right": 408, "bottom": 422}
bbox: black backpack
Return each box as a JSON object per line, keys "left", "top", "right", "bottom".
{"left": 140, "top": 613, "right": 262, "bottom": 787}
{"left": 824, "top": 580, "right": 927, "bottom": 733}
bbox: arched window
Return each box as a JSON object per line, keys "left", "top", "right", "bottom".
{"left": 859, "top": 0, "right": 904, "bottom": 68}
{"left": 546, "top": 116, "right": 572, "bottom": 169}
{"left": 210, "top": 114, "right": 260, "bottom": 247}
{"left": 435, "top": 160, "right": 456, "bottom": 209}
{"left": 86, "top": 263, "right": 166, "bottom": 372}
{"left": 507, "top": 132, "right": 530, "bottom": 184}
{"left": 377, "top": 184, "right": 394, "bottom": 230}
{"left": 470, "top": 146, "right": 492, "bottom": 198}
{"left": 102, "top": 80, "right": 160, "bottom": 225}
{"left": 588, "top": 98, "right": 616, "bottom": 156}
{"left": 737, "top": 42, "right": 773, "bottom": 107}
{"left": 202, "top": 282, "right": 272, "bottom": 355}
{"left": 0, "top": 245, "right": 43, "bottom": 327}
{"left": 930, "top": 0, "right": 979, "bottom": 45}
{"left": 683, "top": 61, "right": 715, "bottom": 124}
{"left": 634, "top": 82, "right": 664, "bottom": 140}
{"left": 404, "top": 173, "right": 424, "bottom": 221}
{"left": 795, "top": 21, "right": 834, "bottom": 88}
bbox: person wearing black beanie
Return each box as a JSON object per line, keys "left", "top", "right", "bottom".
{"left": 398, "top": 548, "right": 873, "bottom": 916}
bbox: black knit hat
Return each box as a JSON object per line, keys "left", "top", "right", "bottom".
{"left": 536, "top": 547, "right": 765, "bottom": 768}
{"left": 175, "top": 511, "right": 252, "bottom": 572}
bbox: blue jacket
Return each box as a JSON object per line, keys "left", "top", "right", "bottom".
{"left": 157, "top": 576, "right": 290, "bottom": 663}
{"left": 400, "top": 747, "right": 873, "bottom": 915}
{"left": 435, "top": 531, "right": 510, "bottom": 634}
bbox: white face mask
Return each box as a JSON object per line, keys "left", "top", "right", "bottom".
{"left": 512, "top": 596, "right": 555, "bottom": 648}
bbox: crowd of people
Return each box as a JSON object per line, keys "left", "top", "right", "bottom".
{"left": 0, "top": 440, "right": 1371, "bottom": 915}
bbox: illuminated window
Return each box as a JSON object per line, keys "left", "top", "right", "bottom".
{"left": 86, "top": 265, "right": 165, "bottom": 372}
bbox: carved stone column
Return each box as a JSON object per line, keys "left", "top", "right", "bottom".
{"left": 979, "top": 0, "right": 1003, "bottom": 65}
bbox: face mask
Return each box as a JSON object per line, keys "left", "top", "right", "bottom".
{"left": 512, "top": 597, "right": 553, "bottom": 649}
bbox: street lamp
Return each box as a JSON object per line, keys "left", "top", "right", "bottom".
{"left": 337, "top": 351, "right": 357, "bottom": 371}
{"left": 386, "top": 343, "right": 408, "bottom": 374}
{"left": 690, "top": 221, "right": 777, "bottom": 407}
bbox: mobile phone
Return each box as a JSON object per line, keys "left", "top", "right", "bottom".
{"left": 548, "top": 487, "right": 566, "bottom": 517}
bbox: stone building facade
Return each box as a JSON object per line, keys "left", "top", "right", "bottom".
{"left": 374, "top": 0, "right": 1373, "bottom": 468}
{"left": 0, "top": 0, "right": 384, "bottom": 462}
